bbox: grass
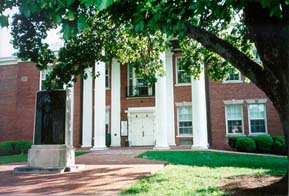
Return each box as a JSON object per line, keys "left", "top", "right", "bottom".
{"left": 0, "top": 151, "right": 89, "bottom": 164}
{"left": 121, "top": 151, "right": 288, "bottom": 196}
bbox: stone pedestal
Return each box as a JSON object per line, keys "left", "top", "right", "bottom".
{"left": 14, "top": 89, "right": 81, "bottom": 174}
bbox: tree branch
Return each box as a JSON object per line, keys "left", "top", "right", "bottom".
{"left": 185, "top": 23, "right": 279, "bottom": 95}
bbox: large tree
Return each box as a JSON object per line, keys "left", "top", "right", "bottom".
{"left": 1, "top": 0, "right": 288, "bottom": 182}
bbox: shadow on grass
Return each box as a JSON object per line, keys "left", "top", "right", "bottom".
{"left": 138, "top": 151, "right": 287, "bottom": 176}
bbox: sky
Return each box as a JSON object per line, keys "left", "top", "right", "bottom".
{"left": 0, "top": 8, "right": 63, "bottom": 58}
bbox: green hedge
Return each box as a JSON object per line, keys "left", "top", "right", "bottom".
{"left": 0, "top": 141, "right": 32, "bottom": 156}
{"left": 235, "top": 137, "right": 256, "bottom": 152}
{"left": 228, "top": 135, "right": 286, "bottom": 155}
{"left": 272, "top": 136, "right": 287, "bottom": 155}
{"left": 253, "top": 135, "right": 273, "bottom": 153}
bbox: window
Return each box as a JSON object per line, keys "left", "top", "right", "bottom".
{"left": 177, "top": 106, "right": 193, "bottom": 136}
{"left": 127, "top": 65, "right": 154, "bottom": 97}
{"left": 248, "top": 104, "right": 267, "bottom": 134}
{"left": 225, "top": 104, "right": 243, "bottom": 134}
{"left": 225, "top": 66, "right": 241, "bottom": 82}
{"left": 105, "top": 63, "right": 110, "bottom": 88}
{"left": 176, "top": 57, "right": 191, "bottom": 84}
{"left": 39, "top": 66, "right": 53, "bottom": 90}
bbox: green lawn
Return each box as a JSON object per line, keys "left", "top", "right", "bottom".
{"left": 0, "top": 151, "right": 88, "bottom": 164}
{"left": 121, "top": 151, "right": 288, "bottom": 196}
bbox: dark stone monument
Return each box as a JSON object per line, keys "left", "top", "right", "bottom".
{"left": 14, "top": 89, "right": 83, "bottom": 174}
{"left": 34, "top": 90, "right": 66, "bottom": 145}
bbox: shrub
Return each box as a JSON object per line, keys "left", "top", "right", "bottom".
{"left": 0, "top": 141, "right": 15, "bottom": 156}
{"left": 253, "top": 135, "right": 273, "bottom": 153}
{"left": 272, "top": 136, "right": 287, "bottom": 155}
{"left": 228, "top": 136, "right": 245, "bottom": 149}
{"left": 15, "top": 141, "right": 32, "bottom": 154}
{"left": 236, "top": 137, "right": 256, "bottom": 152}
{"left": 0, "top": 141, "right": 32, "bottom": 156}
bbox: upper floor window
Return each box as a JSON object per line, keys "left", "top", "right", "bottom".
{"left": 248, "top": 103, "right": 267, "bottom": 134}
{"left": 105, "top": 62, "right": 110, "bottom": 89}
{"left": 224, "top": 66, "right": 241, "bottom": 82}
{"left": 177, "top": 106, "right": 193, "bottom": 136}
{"left": 39, "top": 66, "right": 53, "bottom": 90}
{"left": 176, "top": 57, "right": 191, "bottom": 84}
{"left": 225, "top": 104, "right": 244, "bottom": 134}
{"left": 127, "top": 65, "right": 154, "bottom": 97}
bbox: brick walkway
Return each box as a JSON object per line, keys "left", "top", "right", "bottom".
{"left": 0, "top": 148, "right": 166, "bottom": 195}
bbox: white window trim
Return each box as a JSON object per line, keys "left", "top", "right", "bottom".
{"left": 176, "top": 105, "right": 193, "bottom": 137}
{"left": 246, "top": 99, "right": 267, "bottom": 104}
{"left": 247, "top": 103, "right": 268, "bottom": 135}
{"left": 222, "top": 69, "right": 242, "bottom": 84}
{"left": 175, "top": 56, "right": 191, "bottom": 85}
{"left": 224, "top": 103, "right": 245, "bottom": 135}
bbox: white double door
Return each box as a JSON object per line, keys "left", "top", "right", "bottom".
{"left": 128, "top": 110, "right": 155, "bottom": 146}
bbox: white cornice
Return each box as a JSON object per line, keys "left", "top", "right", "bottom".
{"left": 0, "top": 56, "right": 18, "bottom": 66}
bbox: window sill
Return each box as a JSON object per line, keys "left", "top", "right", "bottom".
{"left": 176, "top": 135, "right": 193, "bottom": 138}
{"left": 175, "top": 83, "right": 191, "bottom": 87}
{"left": 226, "top": 133, "right": 246, "bottom": 137}
{"left": 126, "top": 96, "right": 155, "bottom": 100}
{"left": 248, "top": 133, "right": 270, "bottom": 136}
{"left": 222, "top": 80, "right": 243, "bottom": 84}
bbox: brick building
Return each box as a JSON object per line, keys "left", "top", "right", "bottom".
{"left": 0, "top": 52, "right": 283, "bottom": 150}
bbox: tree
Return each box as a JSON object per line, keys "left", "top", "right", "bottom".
{"left": 0, "top": 0, "right": 288, "bottom": 180}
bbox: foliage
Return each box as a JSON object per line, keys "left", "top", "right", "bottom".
{"left": 272, "top": 136, "right": 287, "bottom": 155}
{"left": 235, "top": 137, "right": 256, "bottom": 152}
{"left": 0, "top": 142, "right": 14, "bottom": 156}
{"left": 252, "top": 135, "right": 273, "bottom": 153}
{"left": 228, "top": 136, "right": 245, "bottom": 149}
{"left": 121, "top": 151, "right": 287, "bottom": 195}
{"left": 0, "top": 141, "right": 32, "bottom": 156}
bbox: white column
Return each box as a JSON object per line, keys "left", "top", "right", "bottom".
{"left": 65, "top": 87, "right": 74, "bottom": 148}
{"left": 154, "top": 52, "right": 170, "bottom": 149}
{"left": 92, "top": 61, "right": 108, "bottom": 150}
{"left": 81, "top": 68, "right": 93, "bottom": 147}
{"left": 165, "top": 50, "right": 176, "bottom": 146}
{"left": 192, "top": 68, "right": 209, "bottom": 149}
{"left": 111, "top": 59, "right": 121, "bottom": 146}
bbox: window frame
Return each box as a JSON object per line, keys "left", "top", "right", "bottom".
{"left": 247, "top": 102, "right": 268, "bottom": 135}
{"left": 223, "top": 66, "right": 242, "bottom": 84}
{"left": 175, "top": 56, "right": 191, "bottom": 85}
{"left": 176, "top": 103, "right": 193, "bottom": 137}
{"left": 224, "top": 100, "right": 245, "bottom": 136}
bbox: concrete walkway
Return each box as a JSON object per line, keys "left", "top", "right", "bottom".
{"left": 0, "top": 148, "right": 166, "bottom": 195}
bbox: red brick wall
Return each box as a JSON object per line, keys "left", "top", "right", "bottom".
{"left": 73, "top": 78, "right": 81, "bottom": 147}
{"left": 208, "top": 77, "right": 282, "bottom": 149}
{"left": 0, "top": 62, "right": 39, "bottom": 142}
{"left": 120, "top": 64, "right": 155, "bottom": 121}
{"left": 173, "top": 52, "right": 193, "bottom": 145}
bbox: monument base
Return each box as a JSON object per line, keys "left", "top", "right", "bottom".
{"left": 14, "top": 144, "right": 81, "bottom": 174}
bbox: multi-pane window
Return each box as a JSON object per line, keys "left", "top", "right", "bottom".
{"left": 226, "top": 66, "right": 241, "bottom": 81}
{"left": 40, "top": 66, "right": 53, "bottom": 90}
{"left": 127, "top": 65, "right": 154, "bottom": 97}
{"left": 177, "top": 106, "right": 193, "bottom": 136}
{"left": 248, "top": 104, "right": 267, "bottom": 134}
{"left": 225, "top": 104, "right": 243, "bottom": 134}
{"left": 176, "top": 57, "right": 191, "bottom": 84}
{"left": 105, "top": 63, "right": 110, "bottom": 88}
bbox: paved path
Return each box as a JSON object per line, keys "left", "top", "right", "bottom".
{"left": 0, "top": 148, "right": 166, "bottom": 195}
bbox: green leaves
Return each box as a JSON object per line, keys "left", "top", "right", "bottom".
{"left": 0, "top": 15, "right": 8, "bottom": 27}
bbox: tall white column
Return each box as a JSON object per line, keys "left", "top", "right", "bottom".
{"left": 165, "top": 50, "right": 176, "bottom": 146}
{"left": 192, "top": 69, "right": 209, "bottom": 149}
{"left": 154, "top": 52, "right": 170, "bottom": 149}
{"left": 111, "top": 59, "right": 121, "bottom": 146}
{"left": 65, "top": 87, "right": 74, "bottom": 148}
{"left": 92, "top": 61, "right": 108, "bottom": 150}
{"left": 81, "top": 68, "right": 93, "bottom": 147}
